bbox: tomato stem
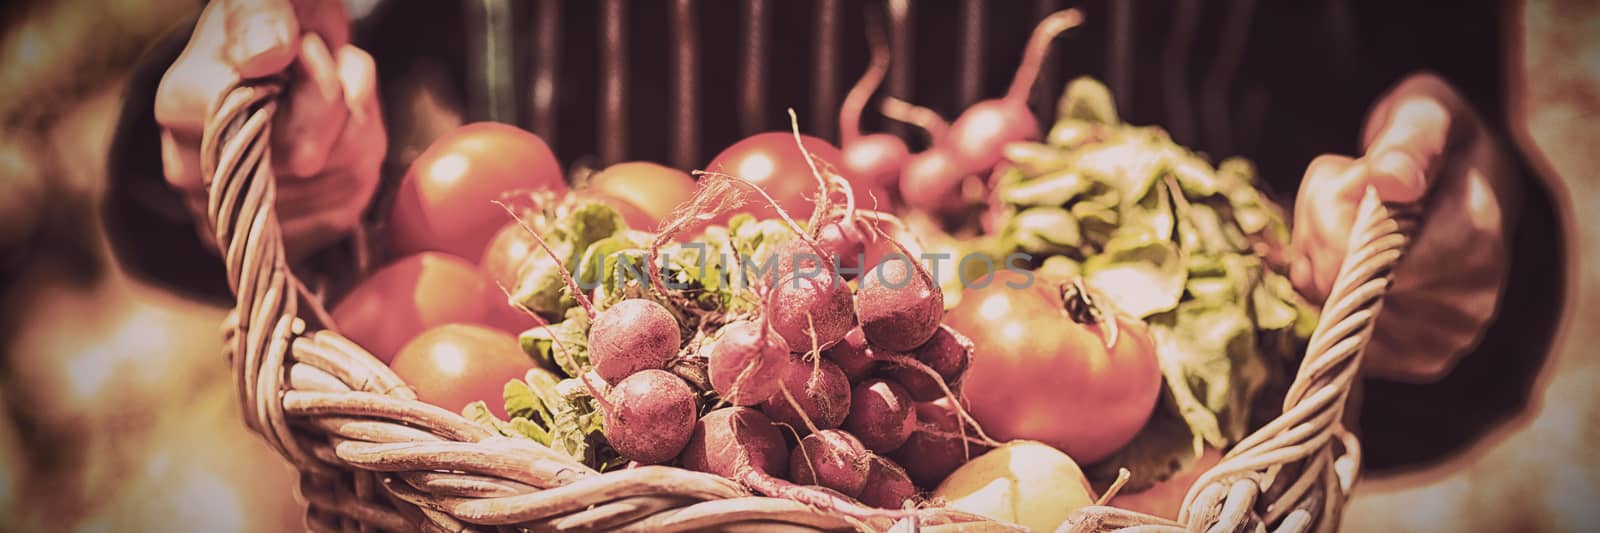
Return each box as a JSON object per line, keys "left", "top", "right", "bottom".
{"left": 1060, "top": 278, "right": 1119, "bottom": 350}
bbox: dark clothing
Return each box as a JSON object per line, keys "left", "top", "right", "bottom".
{"left": 102, "top": 0, "right": 1566, "bottom": 473}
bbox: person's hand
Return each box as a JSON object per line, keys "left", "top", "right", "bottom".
{"left": 1291, "top": 73, "right": 1524, "bottom": 383}
{"left": 156, "top": 0, "right": 385, "bottom": 262}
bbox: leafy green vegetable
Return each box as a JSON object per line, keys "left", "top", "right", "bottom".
{"left": 521, "top": 308, "right": 592, "bottom": 377}
{"left": 1000, "top": 170, "right": 1095, "bottom": 207}
{"left": 1057, "top": 77, "right": 1120, "bottom": 125}
{"left": 1004, "top": 143, "right": 1075, "bottom": 177}
{"left": 981, "top": 75, "right": 1319, "bottom": 458}
{"left": 465, "top": 369, "right": 619, "bottom": 467}
{"left": 510, "top": 200, "right": 630, "bottom": 317}
{"left": 1084, "top": 231, "right": 1185, "bottom": 318}
{"left": 1009, "top": 207, "right": 1082, "bottom": 255}
{"left": 1148, "top": 301, "right": 1266, "bottom": 447}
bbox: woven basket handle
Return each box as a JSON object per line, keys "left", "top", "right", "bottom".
{"left": 1065, "top": 189, "right": 1417, "bottom": 533}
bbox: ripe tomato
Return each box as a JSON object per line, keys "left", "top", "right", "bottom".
{"left": 332, "top": 252, "right": 532, "bottom": 363}
{"left": 704, "top": 132, "right": 887, "bottom": 227}
{"left": 388, "top": 122, "right": 567, "bottom": 260}
{"left": 390, "top": 323, "right": 534, "bottom": 418}
{"left": 1107, "top": 447, "right": 1223, "bottom": 520}
{"left": 480, "top": 221, "right": 540, "bottom": 292}
{"left": 945, "top": 271, "right": 1161, "bottom": 464}
{"left": 584, "top": 161, "right": 696, "bottom": 230}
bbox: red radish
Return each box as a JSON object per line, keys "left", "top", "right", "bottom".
{"left": 600, "top": 369, "right": 697, "bottom": 464}
{"left": 896, "top": 148, "right": 970, "bottom": 215}
{"left": 942, "top": 9, "right": 1084, "bottom": 173}
{"left": 768, "top": 221, "right": 867, "bottom": 284}
{"left": 889, "top": 398, "right": 992, "bottom": 488}
{"left": 882, "top": 325, "right": 973, "bottom": 402}
{"left": 788, "top": 429, "right": 873, "bottom": 497}
{"left": 947, "top": 274, "right": 1161, "bottom": 464}
{"left": 765, "top": 272, "right": 856, "bottom": 353}
{"left": 707, "top": 320, "right": 800, "bottom": 406}
{"left": 824, "top": 328, "right": 881, "bottom": 382}
{"left": 857, "top": 456, "right": 918, "bottom": 510}
{"left": 679, "top": 407, "right": 790, "bottom": 480}
{"left": 838, "top": 17, "right": 910, "bottom": 191}
{"left": 816, "top": 221, "right": 868, "bottom": 275}
{"left": 842, "top": 379, "right": 917, "bottom": 453}
{"left": 761, "top": 359, "right": 853, "bottom": 433}
{"left": 587, "top": 298, "right": 683, "bottom": 382}
{"left": 493, "top": 204, "right": 684, "bottom": 385}
{"left": 856, "top": 255, "right": 943, "bottom": 352}
{"left": 680, "top": 408, "right": 918, "bottom": 522}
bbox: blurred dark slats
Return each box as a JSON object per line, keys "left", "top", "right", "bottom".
{"left": 957, "top": 0, "right": 984, "bottom": 108}
{"left": 531, "top": 0, "right": 560, "bottom": 143}
{"left": 812, "top": 0, "right": 840, "bottom": 139}
{"left": 599, "top": 0, "right": 627, "bottom": 165}
{"left": 1107, "top": 0, "right": 1132, "bottom": 115}
{"left": 1202, "top": 0, "right": 1257, "bottom": 157}
{"left": 466, "top": 0, "right": 516, "bottom": 123}
{"left": 886, "top": 0, "right": 912, "bottom": 139}
{"left": 1163, "top": 0, "right": 1202, "bottom": 144}
{"left": 672, "top": 0, "right": 700, "bottom": 169}
{"left": 740, "top": 0, "right": 769, "bottom": 136}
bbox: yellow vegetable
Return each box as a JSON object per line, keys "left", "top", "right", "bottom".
{"left": 932, "top": 441, "right": 1096, "bottom": 532}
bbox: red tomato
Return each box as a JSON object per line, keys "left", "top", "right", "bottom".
{"left": 1108, "top": 447, "right": 1224, "bottom": 519}
{"left": 480, "top": 222, "right": 540, "bottom": 292}
{"left": 945, "top": 271, "right": 1162, "bottom": 464}
{"left": 332, "top": 252, "right": 531, "bottom": 363}
{"left": 704, "top": 132, "right": 887, "bottom": 227}
{"left": 388, "top": 122, "right": 567, "bottom": 260}
{"left": 390, "top": 323, "right": 534, "bottom": 418}
{"left": 584, "top": 161, "right": 697, "bottom": 230}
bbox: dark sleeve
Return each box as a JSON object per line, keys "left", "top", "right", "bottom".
{"left": 102, "top": 17, "right": 234, "bottom": 305}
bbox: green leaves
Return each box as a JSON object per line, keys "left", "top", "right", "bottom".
{"left": 986, "top": 75, "right": 1319, "bottom": 455}
{"left": 521, "top": 308, "right": 592, "bottom": 377}
{"left": 463, "top": 368, "right": 618, "bottom": 467}
{"left": 1058, "top": 77, "right": 1120, "bottom": 125}
{"left": 1085, "top": 231, "right": 1185, "bottom": 318}
{"left": 1148, "top": 301, "right": 1265, "bottom": 447}
{"left": 1009, "top": 207, "right": 1082, "bottom": 255}
{"left": 511, "top": 199, "right": 629, "bottom": 317}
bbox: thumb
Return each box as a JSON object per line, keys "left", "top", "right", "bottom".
{"left": 223, "top": 0, "right": 300, "bottom": 78}
{"left": 1358, "top": 73, "right": 1472, "bottom": 204}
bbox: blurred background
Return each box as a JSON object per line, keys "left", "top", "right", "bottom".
{"left": 1, "top": 0, "right": 1597, "bottom": 531}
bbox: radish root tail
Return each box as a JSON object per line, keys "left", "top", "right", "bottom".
{"left": 879, "top": 96, "right": 949, "bottom": 142}
{"left": 1006, "top": 9, "right": 1086, "bottom": 104}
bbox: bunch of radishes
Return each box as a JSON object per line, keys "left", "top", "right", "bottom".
{"left": 513, "top": 124, "right": 996, "bottom": 522}
{"left": 842, "top": 9, "right": 1085, "bottom": 224}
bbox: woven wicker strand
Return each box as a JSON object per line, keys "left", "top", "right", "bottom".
{"left": 202, "top": 80, "right": 1411, "bottom": 532}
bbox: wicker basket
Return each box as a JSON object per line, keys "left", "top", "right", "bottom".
{"left": 200, "top": 78, "right": 1414, "bottom": 532}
